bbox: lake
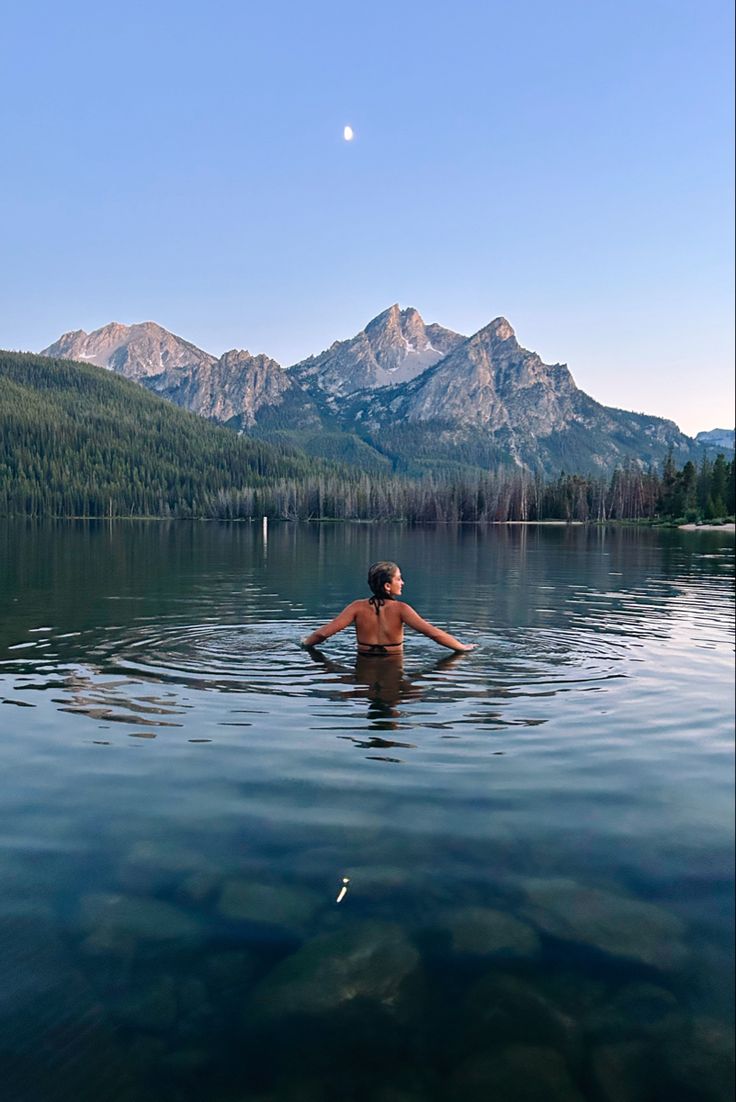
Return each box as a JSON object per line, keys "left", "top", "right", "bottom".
{"left": 0, "top": 520, "right": 733, "bottom": 1102}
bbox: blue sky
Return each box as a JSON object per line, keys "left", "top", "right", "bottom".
{"left": 1, "top": 0, "right": 732, "bottom": 435}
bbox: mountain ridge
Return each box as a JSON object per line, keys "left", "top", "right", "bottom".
{"left": 39, "top": 308, "right": 729, "bottom": 476}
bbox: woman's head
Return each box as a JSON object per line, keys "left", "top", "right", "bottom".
{"left": 367, "top": 561, "right": 402, "bottom": 604}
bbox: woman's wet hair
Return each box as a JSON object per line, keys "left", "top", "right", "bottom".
{"left": 367, "top": 561, "right": 399, "bottom": 613}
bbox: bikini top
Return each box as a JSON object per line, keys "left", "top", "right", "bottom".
{"left": 356, "top": 639, "right": 403, "bottom": 652}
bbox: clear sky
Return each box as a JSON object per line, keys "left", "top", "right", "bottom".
{"left": 1, "top": 0, "right": 732, "bottom": 435}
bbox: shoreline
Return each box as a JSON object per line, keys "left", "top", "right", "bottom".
{"left": 2, "top": 516, "right": 735, "bottom": 530}
{"left": 678, "top": 522, "right": 735, "bottom": 532}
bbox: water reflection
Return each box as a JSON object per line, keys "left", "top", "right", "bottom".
{"left": 54, "top": 672, "right": 187, "bottom": 727}
{"left": 0, "top": 521, "right": 733, "bottom": 1101}
{"left": 304, "top": 649, "right": 466, "bottom": 755}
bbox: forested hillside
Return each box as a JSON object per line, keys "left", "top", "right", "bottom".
{"left": 0, "top": 352, "right": 327, "bottom": 517}
{"left": 1, "top": 352, "right": 733, "bottom": 523}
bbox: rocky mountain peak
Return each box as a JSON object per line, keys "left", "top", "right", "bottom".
{"left": 292, "top": 305, "right": 466, "bottom": 395}
{"left": 396, "top": 317, "right": 578, "bottom": 436}
{"left": 220, "top": 348, "right": 253, "bottom": 364}
{"left": 154, "top": 346, "right": 291, "bottom": 426}
{"left": 59, "top": 327, "right": 87, "bottom": 341}
{"left": 92, "top": 321, "right": 163, "bottom": 343}
{"left": 475, "top": 317, "right": 517, "bottom": 343}
{"left": 369, "top": 302, "right": 400, "bottom": 320}
{"left": 217, "top": 348, "right": 285, "bottom": 376}
{"left": 364, "top": 303, "right": 401, "bottom": 335}
{"left": 41, "top": 320, "right": 215, "bottom": 381}
{"left": 695, "top": 428, "right": 735, "bottom": 451}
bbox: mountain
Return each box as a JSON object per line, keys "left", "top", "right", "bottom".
{"left": 695, "top": 428, "right": 735, "bottom": 452}
{"left": 5, "top": 349, "right": 734, "bottom": 522}
{"left": 389, "top": 317, "right": 578, "bottom": 432}
{"left": 41, "top": 321, "right": 215, "bottom": 384}
{"left": 290, "top": 304, "right": 465, "bottom": 396}
{"left": 41, "top": 324, "right": 319, "bottom": 428}
{"left": 39, "top": 308, "right": 714, "bottom": 477}
{"left": 153, "top": 349, "right": 319, "bottom": 428}
{"left": 337, "top": 317, "right": 698, "bottom": 474}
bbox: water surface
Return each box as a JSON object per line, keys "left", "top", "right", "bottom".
{"left": 0, "top": 520, "right": 733, "bottom": 1101}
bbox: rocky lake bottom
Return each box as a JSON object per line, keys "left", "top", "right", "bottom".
{"left": 0, "top": 520, "right": 733, "bottom": 1101}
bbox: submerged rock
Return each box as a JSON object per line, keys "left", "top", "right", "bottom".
{"left": 115, "top": 975, "right": 178, "bottom": 1031}
{"left": 590, "top": 1042, "right": 654, "bottom": 1102}
{"left": 587, "top": 981, "right": 681, "bottom": 1041}
{"left": 159, "top": 1047, "right": 211, "bottom": 1075}
{"left": 446, "top": 906, "right": 540, "bottom": 957}
{"left": 660, "top": 1016, "right": 735, "bottom": 1102}
{"left": 126, "top": 1032, "right": 166, "bottom": 1071}
{"left": 462, "top": 973, "right": 580, "bottom": 1055}
{"left": 0, "top": 914, "right": 148, "bottom": 1100}
{"left": 250, "top": 920, "right": 420, "bottom": 1018}
{"left": 217, "top": 878, "right": 322, "bottom": 932}
{"left": 203, "top": 948, "right": 259, "bottom": 1004}
{"left": 79, "top": 891, "right": 202, "bottom": 954}
{"left": 117, "top": 839, "right": 215, "bottom": 894}
{"left": 343, "top": 864, "right": 412, "bottom": 893}
{"left": 519, "top": 878, "right": 687, "bottom": 968}
{"left": 591, "top": 1022, "right": 734, "bottom": 1102}
{"left": 450, "top": 1044, "right": 584, "bottom": 1102}
{"left": 176, "top": 976, "right": 210, "bottom": 1019}
{"left": 179, "top": 869, "right": 220, "bottom": 903}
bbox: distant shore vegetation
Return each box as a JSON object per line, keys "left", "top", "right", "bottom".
{"left": 2, "top": 351, "right": 734, "bottom": 525}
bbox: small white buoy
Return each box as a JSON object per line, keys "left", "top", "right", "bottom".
{"left": 343, "top": 125, "right": 354, "bottom": 141}
{"left": 336, "top": 876, "right": 350, "bottom": 903}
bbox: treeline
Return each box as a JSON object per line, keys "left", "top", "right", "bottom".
{"left": 201, "top": 457, "right": 735, "bottom": 523}
{"left": 658, "top": 454, "right": 734, "bottom": 521}
{"left": 1, "top": 351, "right": 733, "bottom": 522}
{"left": 0, "top": 351, "right": 333, "bottom": 518}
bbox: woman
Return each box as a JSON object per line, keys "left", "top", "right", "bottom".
{"left": 300, "top": 561, "right": 475, "bottom": 654}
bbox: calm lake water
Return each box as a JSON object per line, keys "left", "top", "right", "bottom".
{"left": 0, "top": 520, "right": 733, "bottom": 1102}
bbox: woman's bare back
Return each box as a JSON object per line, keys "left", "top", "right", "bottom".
{"left": 301, "top": 596, "right": 473, "bottom": 653}
{"left": 353, "top": 599, "right": 405, "bottom": 652}
{"left": 300, "top": 562, "right": 474, "bottom": 653}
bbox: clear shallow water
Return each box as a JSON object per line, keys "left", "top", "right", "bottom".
{"left": 0, "top": 520, "right": 733, "bottom": 1102}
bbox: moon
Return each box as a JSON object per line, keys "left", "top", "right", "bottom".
{"left": 343, "top": 125, "right": 354, "bottom": 141}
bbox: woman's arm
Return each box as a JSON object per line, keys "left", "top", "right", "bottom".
{"left": 300, "top": 602, "right": 359, "bottom": 648}
{"left": 400, "top": 603, "right": 475, "bottom": 652}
